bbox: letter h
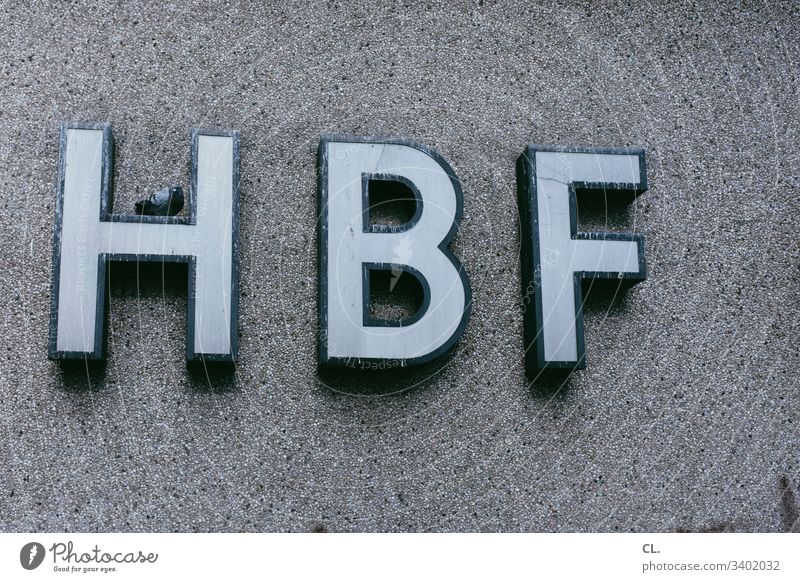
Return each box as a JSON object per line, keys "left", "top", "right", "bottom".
{"left": 48, "top": 123, "right": 240, "bottom": 362}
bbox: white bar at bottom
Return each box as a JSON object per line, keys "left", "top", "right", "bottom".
{"left": 1, "top": 533, "right": 797, "bottom": 581}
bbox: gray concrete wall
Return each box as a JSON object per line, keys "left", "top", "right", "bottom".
{"left": 0, "top": 0, "right": 798, "bottom": 532}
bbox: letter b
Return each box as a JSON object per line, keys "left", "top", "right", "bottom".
{"left": 317, "top": 136, "right": 471, "bottom": 366}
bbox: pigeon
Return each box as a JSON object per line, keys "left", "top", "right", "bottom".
{"left": 134, "top": 186, "right": 184, "bottom": 216}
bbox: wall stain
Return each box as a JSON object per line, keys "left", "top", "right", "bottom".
{"left": 779, "top": 475, "right": 799, "bottom": 533}
{"left": 675, "top": 523, "right": 734, "bottom": 533}
{"left": 675, "top": 475, "right": 800, "bottom": 533}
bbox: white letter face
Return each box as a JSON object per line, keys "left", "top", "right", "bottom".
{"left": 318, "top": 136, "right": 471, "bottom": 366}
{"left": 49, "top": 123, "right": 240, "bottom": 362}
{"left": 517, "top": 146, "right": 647, "bottom": 373}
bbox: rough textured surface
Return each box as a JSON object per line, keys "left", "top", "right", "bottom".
{"left": 0, "top": 0, "right": 798, "bottom": 532}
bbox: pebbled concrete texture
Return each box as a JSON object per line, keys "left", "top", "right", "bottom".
{"left": 0, "top": 0, "right": 798, "bottom": 532}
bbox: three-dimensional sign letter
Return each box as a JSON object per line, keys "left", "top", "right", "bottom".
{"left": 48, "top": 123, "right": 240, "bottom": 362}
{"left": 517, "top": 145, "right": 647, "bottom": 374}
{"left": 318, "top": 135, "right": 471, "bottom": 366}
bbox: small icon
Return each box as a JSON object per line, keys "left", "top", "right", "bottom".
{"left": 20, "top": 542, "right": 45, "bottom": 570}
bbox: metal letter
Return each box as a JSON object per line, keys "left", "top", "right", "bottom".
{"left": 318, "top": 135, "right": 471, "bottom": 366}
{"left": 517, "top": 145, "right": 647, "bottom": 373}
{"left": 48, "top": 123, "right": 240, "bottom": 362}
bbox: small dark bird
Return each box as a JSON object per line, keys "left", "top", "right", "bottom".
{"left": 134, "top": 186, "right": 184, "bottom": 216}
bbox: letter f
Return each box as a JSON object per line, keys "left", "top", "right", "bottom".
{"left": 517, "top": 145, "right": 647, "bottom": 374}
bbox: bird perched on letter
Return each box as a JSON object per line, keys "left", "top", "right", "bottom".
{"left": 134, "top": 185, "right": 184, "bottom": 216}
